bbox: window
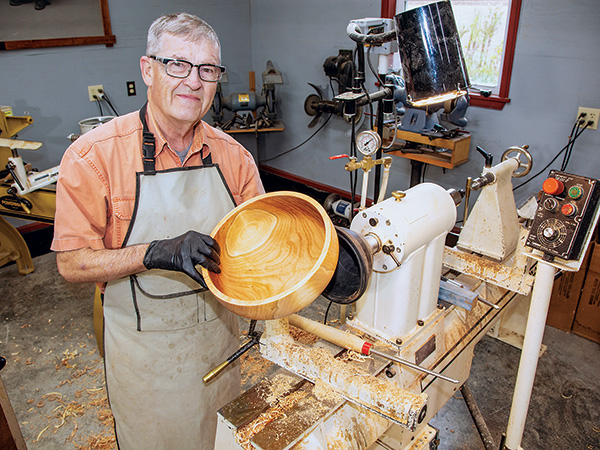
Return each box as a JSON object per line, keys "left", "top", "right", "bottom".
{"left": 382, "top": 0, "right": 522, "bottom": 110}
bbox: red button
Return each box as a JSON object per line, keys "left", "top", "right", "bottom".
{"left": 543, "top": 178, "right": 564, "bottom": 195}
{"left": 561, "top": 203, "right": 577, "bottom": 217}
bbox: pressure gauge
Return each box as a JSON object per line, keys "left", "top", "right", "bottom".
{"left": 355, "top": 130, "right": 382, "bottom": 156}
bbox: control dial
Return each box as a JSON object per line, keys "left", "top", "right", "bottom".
{"left": 537, "top": 218, "right": 567, "bottom": 248}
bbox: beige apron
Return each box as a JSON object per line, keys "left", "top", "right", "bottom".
{"left": 103, "top": 165, "right": 241, "bottom": 450}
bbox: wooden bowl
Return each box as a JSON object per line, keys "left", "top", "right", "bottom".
{"left": 201, "top": 191, "right": 339, "bottom": 320}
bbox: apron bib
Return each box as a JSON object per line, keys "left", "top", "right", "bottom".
{"left": 104, "top": 165, "right": 241, "bottom": 450}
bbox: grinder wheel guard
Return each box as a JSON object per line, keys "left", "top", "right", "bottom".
{"left": 322, "top": 226, "right": 373, "bottom": 304}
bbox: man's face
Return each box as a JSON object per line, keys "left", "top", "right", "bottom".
{"left": 141, "top": 33, "right": 220, "bottom": 129}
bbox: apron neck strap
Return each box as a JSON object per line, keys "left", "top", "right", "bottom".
{"left": 139, "top": 102, "right": 213, "bottom": 170}
{"left": 139, "top": 102, "right": 156, "bottom": 175}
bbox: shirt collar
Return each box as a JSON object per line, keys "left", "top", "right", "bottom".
{"left": 144, "top": 103, "right": 211, "bottom": 160}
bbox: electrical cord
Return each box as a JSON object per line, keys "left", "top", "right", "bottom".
{"left": 513, "top": 120, "right": 590, "bottom": 191}
{"left": 366, "top": 44, "right": 384, "bottom": 87}
{"left": 93, "top": 95, "right": 104, "bottom": 116}
{"left": 259, "top": 113, "right": 333, "bottom": 163}
{"left": 350, "top": 115, "right": 358, "bottom": 221}
{"left": 323, "top": 300, "right": 333, "bottom": 325}
{"left": 561, "top": 117, "right": 585, "bottom": 171}
{"left": 99, "top": 90, "right": 120, "bottom": 116}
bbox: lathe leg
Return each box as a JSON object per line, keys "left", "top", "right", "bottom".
{"left": 504, "top": 261, "right": 556, "bottom": 449}
{"left": 0, "top": 216, "right": 33, "bottom": 275}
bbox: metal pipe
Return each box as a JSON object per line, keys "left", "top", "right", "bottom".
{"left": 504, "top": 261, "right": 557, "bottom": 449}
{"left": 460, "top": 382, "right": 496, "bottom": 450}
{"left": 369, "top": 348, "right": 459, "bottom": 384}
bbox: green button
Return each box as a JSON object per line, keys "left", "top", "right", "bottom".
{"left": 568, "top": 186, "right": 583, "bottom": 199}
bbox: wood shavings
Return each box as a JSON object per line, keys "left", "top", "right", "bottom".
{"left": 235, "top": 389, "right": 309, "bottom": 450}
{"left": 289, "top": 325, "right": 319, "bottom": 345}
{"left": 241, "top": 348, "right": 276, "bottom": 388}
{"left": 35, "top": 425, "right": 51, "bottom": 442}
{"left": 339, "top": 349, "right": 371, "bottom": 363}
{"left": 312, "top": 380, "right": 342, "bottom": 403}
{"left": 260, "top": 334, "right": 427, "bottom": 430}
{"left": 75, "top": 434, "right": 117, "bottom": 450}
{"left": 262, "top": 373, "right": 299, "bottom": 406}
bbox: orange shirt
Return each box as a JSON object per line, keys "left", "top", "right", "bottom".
{"left": 51, "top": 106, "right": 264, "bottom": 252}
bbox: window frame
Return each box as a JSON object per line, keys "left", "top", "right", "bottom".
{"left": 381, "top": 0, "right": 522, "bottom": 110}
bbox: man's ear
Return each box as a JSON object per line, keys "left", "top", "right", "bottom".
{"left": 140, "top": 56, "right": 153, "bottom": 87}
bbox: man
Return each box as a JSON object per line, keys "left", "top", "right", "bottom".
{"left": 52, "top": 13, "right": 264, "bottom": 449}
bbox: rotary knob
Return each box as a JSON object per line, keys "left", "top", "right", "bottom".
{"left": 542, "top": 226, "right": 558, "bottom": 241}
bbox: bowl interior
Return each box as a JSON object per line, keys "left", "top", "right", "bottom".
{"left": 209, "top": 194, "right": 328, "bottom": 303}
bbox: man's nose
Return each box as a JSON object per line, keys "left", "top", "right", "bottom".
{"left": 184, "top": 68, "right": 203, "bottom": 89}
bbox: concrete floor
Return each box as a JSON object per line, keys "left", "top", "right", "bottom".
{"left": 1, "top": 252, "right": 600, "bottom": 449}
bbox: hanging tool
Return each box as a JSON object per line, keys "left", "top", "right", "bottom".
{"left": 203, "top": 320, "right": 262, "bottom": 383}
{"left": 288, "top": 314, "right": 458, "bottom": 384}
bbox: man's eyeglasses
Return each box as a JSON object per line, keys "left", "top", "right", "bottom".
{"left": 149, "top": 56, "right": 226, "bottom": 82}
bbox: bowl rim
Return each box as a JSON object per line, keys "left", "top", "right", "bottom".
{"left": 201, "top": 191, "right": 336, "bottom": 308}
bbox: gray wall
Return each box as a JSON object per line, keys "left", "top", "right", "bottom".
{"left": 3, "top": 0, "right": 600, "bottom": 224}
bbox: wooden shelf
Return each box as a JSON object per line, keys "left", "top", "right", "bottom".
{"left": 385, "top": 129, "right": 471, "bottom": 169}
{"left": 222, "top": 120, "right": 285, "bottom": 135}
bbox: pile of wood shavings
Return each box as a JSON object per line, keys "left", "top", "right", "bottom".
{"left": 288, "top": 325, "right": 319, "bottom": 345}
{"left": 235, "top": 389, "right": 309, "bottom": 450}
{"left": 241, "top": 348, "right": 276, "bottom": 388}
{"left": 262, "top": 373, "right": 299, "bottom": 406}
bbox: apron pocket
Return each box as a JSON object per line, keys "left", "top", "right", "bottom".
{"left": 130, "top": 273, "right": 205, "bottom": 332}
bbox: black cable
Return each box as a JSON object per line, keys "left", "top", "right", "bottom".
{"left": 361, "top": 82, "right": 374, "bottom": 129}
{"left": 366, "top": 45, "right": 384, "bottom": 87}
{"left": 514, "top": 122, "right": 590, "bottom": 191}
{"left": 323, "top": 300, "right": 333, "bottom": 325}
{"left": 350, "top": 117, "right": 358, "bottom": 221}
{"left": 561, "top": 120, "right": 579, "bottom": 170}
{"left": 100, "top": 91, "right": 120, "bottom": 116}
{"left": 561, "top": 117, "right": 587, "bottom": 171}
{"left": 93, "top": 96, "right": 104, "bottom": 116}
{"left": 259, "top": 113, "right": 333, "bottom": 163}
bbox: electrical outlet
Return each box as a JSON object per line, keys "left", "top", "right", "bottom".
{"left": 576, "top": 107, "right": 599, "bottom": 130}
{"left": 126, "top": 81, "right": 136, "bottom": 96}
{"left": 88, "top": 85, "right": 104, "bottom": 102}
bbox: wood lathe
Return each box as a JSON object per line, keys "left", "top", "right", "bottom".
{"left": 211, "top": 143, "right": 599, "bottom": 449}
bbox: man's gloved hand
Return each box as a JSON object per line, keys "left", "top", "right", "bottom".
{"left": 143, "top": 230, "right": 221, "bottom": 287}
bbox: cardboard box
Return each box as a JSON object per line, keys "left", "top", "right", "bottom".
{"left": 546, "top": 242, "right": 592, "bottom": 332}
{"left": 573, "top": 242, "right": 600, "bottom": 343}
{"left": 547, "top": 266, "right": 588, "bottom": 332}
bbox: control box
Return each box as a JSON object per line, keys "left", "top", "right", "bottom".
{"left": 526, "top": 171, "right": 599, "bottom": 260}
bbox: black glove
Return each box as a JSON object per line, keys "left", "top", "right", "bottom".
{"left": 143, "top": 230, "right": 221, "bottom": 287}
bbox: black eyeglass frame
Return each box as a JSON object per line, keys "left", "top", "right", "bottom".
{"left": 148, "top": 55, "right": 226, "bottom": 82}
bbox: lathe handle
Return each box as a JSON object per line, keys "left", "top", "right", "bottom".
{"left": 288, "top": 314, "right": 372, "bottom": 355}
